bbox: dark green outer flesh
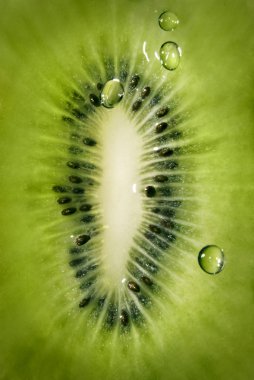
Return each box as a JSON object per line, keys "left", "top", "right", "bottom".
{"left": 0, "top": 0, "right": 254, "bottom": 379}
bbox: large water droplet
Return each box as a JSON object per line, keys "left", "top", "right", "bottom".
{"left": 158, "top": 11, "right": 179, "bottom": 31}
{"left": 101, "top": 79, "right": 124, "bottom": 108}
{"left": 159, "top": 41, "right": 181, "bottom": 71}
{"left": 198, "top": 245, "right": 225, "bottom": 275}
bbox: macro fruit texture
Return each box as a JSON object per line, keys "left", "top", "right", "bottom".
{"left": 0, "top": 0, "right": 253, "bottom": 380}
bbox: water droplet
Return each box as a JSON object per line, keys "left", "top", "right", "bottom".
{"left": 158, "top": 11, "right": 179, "bottom": 31}
{"left": 101, "top": 79, "right": 124, "bottom": 108}
{"left": 198, "top": 245, "right": 225, "bottom": 275}
{"left": 160, "top": 41, "right": 181, "bottom": 71}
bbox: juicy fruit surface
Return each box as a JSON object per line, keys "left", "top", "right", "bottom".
{"left": 0, "top": 0, "right": 254, "bottom": 380}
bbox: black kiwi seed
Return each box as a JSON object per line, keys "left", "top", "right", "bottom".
{"left": 69, "top": 175, "right": 82, "bottom": 184}
{"left": 69, "top": 247, "right": 83, "bottom": 255}
{"left": 120, "top": 68, "right": 128, "bottom": 82}
{"left": 80, "top": 279, "right": 95, "bottom": 290}
{"left": 89, "top": 264, "right": 98, "bottom": 271}
{"left": 69, "top": 257, "right": 85, "bottom": 267}
{"left": 52, "top": 185, "right": 68, "bottom": 193}
{"left": 79, "top": 204, "right": 92, "bottom": 212}
{"left": 83, "top": 137, "right": 96, "bottom": 146}
{"left": 97, "top": 297, "right": 106, "bottom": 308}
{"left": 80, "top": 162, "right": 96, "bottom": 170}
{"left": 69, "top": 146, "right": 83, "bottom": 155}
{"left": 67, "top": 161, "right": 80, "bottom": 169}
{"left": 97, "top": 83, "right": 103, "bottom": 90}
{"left": 154, "top": 175, "right": 168, "bottom": 183}
{"left": 72, "top": 108, "right": 85, "bottom": 119}
{"left": 61, "top": 207, "right": 77, "bottom": 216}
{"left": 155, "top": 122, "right": 168, "bottom": 134}
{"left": 120, "top": 309, "right": 129, "bottom": 327}
{"left": 72, "top": 91, "right": 85, "bottom": 101}
{"left": 145, "top": 185, "right": 156, "bottom": 198}
{"left": 80, "top": 215, "right": 95, "bottom": 223}
{"left": 138, "top": 294, "right": 150, "bottom": 306}
{"left": 62, "top": 116, "right": 74, "bottom": 124}
{"left": 129, "top": 301, "right": 143, "bottom": 324}
{"left": 106, "top": 303, "right": 118, "bottom": 328}
{"left": 89, "top": 94, "right": 101, "bottom": 107}
{"left": 127, "top": 281, "right": 140, "bottom": 293}
{"left": 156, "top": 106, "right": 169, "bottom": 118}
{"left": 150, "top": 95, "right": 160, "bottom": 106}
{"left": 79, "top": 296, "right": 91, "bottom": 308}
{"left": 129, "top": 74, "right": 140, "bottom": 89}
{"left": 141, "top": 276, "right": 153, "bottom": 286}
{"left": 75, "top": 268, "right": 88, "bottom": 278}
{"left": 141, "top": 86, "right": 151, "bottom": 99}
{"left": 158, "top": 148, "right": 174, "bottom": 157}
{"left": 151, "top": 207, "right": 160, "bottom": 214}
{"left": 132, "top": 99, "right": 142, "bottom": 111}
{"left": 149, "top": 224, "right": 161, "bottom": 234}
{"left": 76, "top": 234, "right": 91, "bottom": 246}
{"left": 57, "top": 196, "right": 72, "bottom": 204}
{"left": 76, "top": 265, "right": 97, "bottom": 278}
{"left": 72, "top": 187, "right": 84, "bottom": 194}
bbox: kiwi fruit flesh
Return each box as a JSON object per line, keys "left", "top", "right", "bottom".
{"left": 0, "top": 0, "right": 254, "bottom": 379}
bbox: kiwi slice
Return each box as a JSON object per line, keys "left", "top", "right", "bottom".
{"left": 0, "top": 0, "right": 253, "bottom": 379}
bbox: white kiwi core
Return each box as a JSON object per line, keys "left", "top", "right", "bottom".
{"left": 98, "top": 106, "right": 143, "bottom": 288}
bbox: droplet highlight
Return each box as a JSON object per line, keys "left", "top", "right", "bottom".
{"left": 101, "top": 79, "right": 124, "bottom": 108}
{"left": 198, "top": 245, "right": 225, "bottom": 275}
{"left": 159, "top": 41, "right": 181, "bottom": 71}
{"left": 158, "top": 11, "right": 179, "bottom": 31}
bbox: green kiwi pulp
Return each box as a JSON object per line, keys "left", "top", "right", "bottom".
{"left": 0, "top": 0, "right": 254, "bottom": 380}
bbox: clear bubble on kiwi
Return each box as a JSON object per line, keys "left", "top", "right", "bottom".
{"left": 158, "top": 11, "right": 179, "bottom": 31}
{"left": 159, "top": 41, "right": 181, "bottom": 71}
{"left": 198, "top": 245, "right": 225, "bottom": 275}
{"left": 101, "top": 78, "right": 124, "bottom": 108}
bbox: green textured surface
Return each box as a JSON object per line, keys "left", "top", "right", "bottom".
{"left": 0, "top": 0, "right": 254, "bottom": 379}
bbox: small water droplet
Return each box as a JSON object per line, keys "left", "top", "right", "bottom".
{"left": 101, "top": 79, "right": 124, "bottom": 108}
{"left": 158, "top": 11, "right": 179, "bottom": 31}
{"left": 198, "top": 245, "right": 225, "bottom": 275}
{"left": 159, "top": 41, "right": 181, "bottom": 71}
